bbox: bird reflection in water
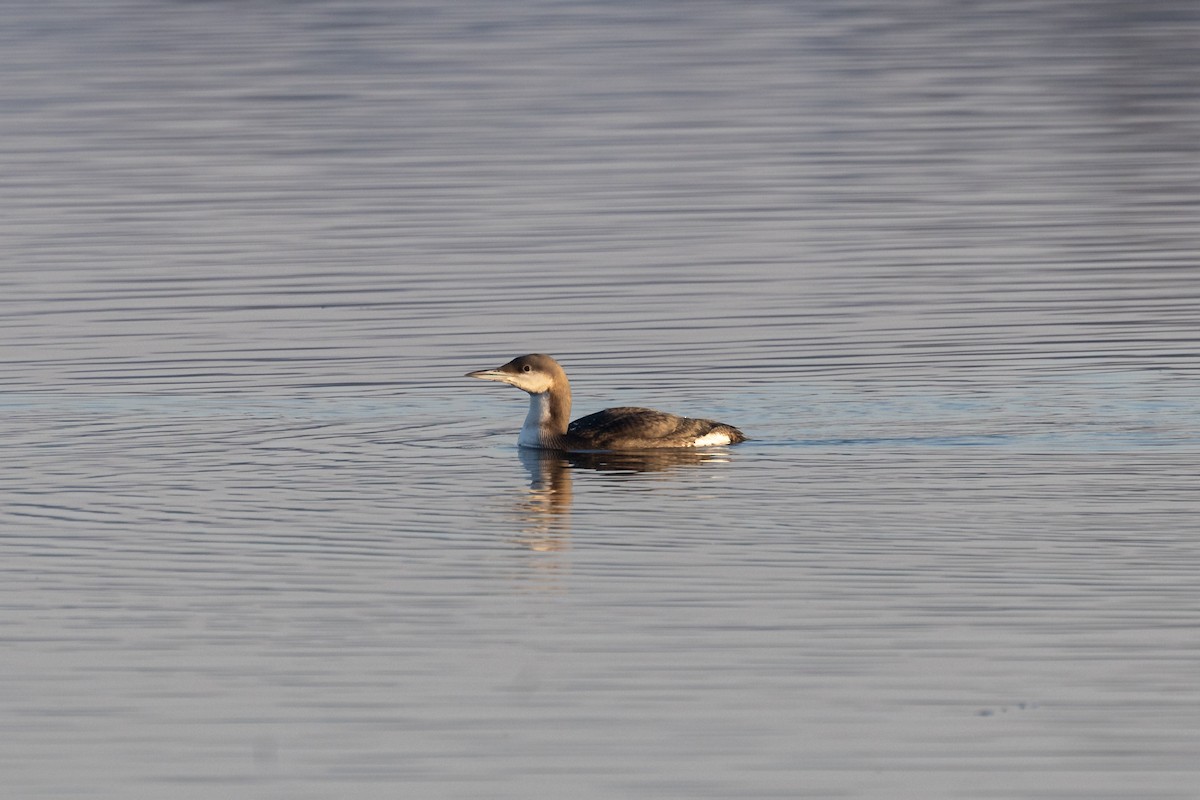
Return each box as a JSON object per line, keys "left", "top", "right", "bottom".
{"left": 507, "top": 447, "right": 737, "bottom": 590}
{"left": 514, "top": 447, "right": 574, "bottom": 552}
{"left": 506, "top": 449, "right": 574, "bottom": 592}
{"left": 512, "top": 447, "right": 736, "bottom": 543}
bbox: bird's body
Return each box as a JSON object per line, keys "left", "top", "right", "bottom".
{"left": 467, "top": 354, "right": 745, "bottom": 451}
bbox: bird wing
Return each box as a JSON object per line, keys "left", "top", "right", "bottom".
{"left": 568, "top": 407, "right": 744, "bottom": 449}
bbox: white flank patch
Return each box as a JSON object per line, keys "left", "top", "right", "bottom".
{"left": 691, "top": 431, "right": 732, "bottom": 447}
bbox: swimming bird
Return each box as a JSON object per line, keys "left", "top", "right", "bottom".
{"left": 466, "top": 354, "right": 745, "bottom": 451}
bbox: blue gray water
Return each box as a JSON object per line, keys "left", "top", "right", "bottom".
{"left": 3, "top": 1, "right": 1199, "bottom": 798}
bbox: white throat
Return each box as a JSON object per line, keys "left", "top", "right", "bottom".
{"left": 518, "top": 392, "right": 553, "bottom": 448}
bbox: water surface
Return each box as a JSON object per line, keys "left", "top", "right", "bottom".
{"left": 2, "top": 1, "right": 1199, "bottom": 798}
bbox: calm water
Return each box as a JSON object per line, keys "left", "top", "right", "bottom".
{"left": 3, "top": 1, "right": 1199, "bottom": 798}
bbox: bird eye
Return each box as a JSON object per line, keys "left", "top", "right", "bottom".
{"left": 522, "top": 364, "right": 532, "bottom": 373}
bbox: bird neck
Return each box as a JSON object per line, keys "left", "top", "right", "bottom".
{"left": 518, "top": 383, "right": 571, "bottom": 448}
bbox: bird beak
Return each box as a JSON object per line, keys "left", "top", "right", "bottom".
{"left": 466, "top": 367, "right": 514, "bottom": 384}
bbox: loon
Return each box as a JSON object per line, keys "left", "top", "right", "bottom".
{"left": 466, "top": 354, "right": 746, "bottom": 451}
